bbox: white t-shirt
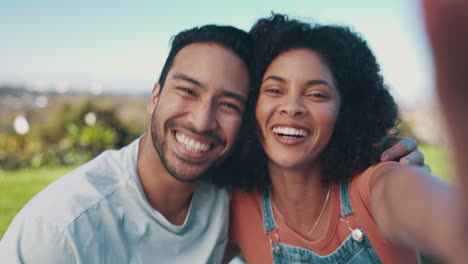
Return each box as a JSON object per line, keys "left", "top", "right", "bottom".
{"left": 0, "top": 138, "right": 230, "bottom": 264}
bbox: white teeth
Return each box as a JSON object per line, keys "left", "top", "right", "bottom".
{"left": 272, "top": 126, "right": 309, "bottom": 137}
{"left": 175, "top": 133, "right": 211, "bottom": 152}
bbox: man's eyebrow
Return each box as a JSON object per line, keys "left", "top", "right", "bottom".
{"left": 172, "top": 73, "right": 205, "bottom": 88}
{"left": 173, "top": 73, "right": 246, "bottom": 104}
{"left": 222, "top": 91, "right": 247, "bottom": 104}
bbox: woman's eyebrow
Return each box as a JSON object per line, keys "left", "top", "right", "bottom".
{"left": 262, "top": 75, "right": 286, "bottom": 84}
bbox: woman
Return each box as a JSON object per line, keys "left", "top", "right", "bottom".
{"left": 226, "top": 14, "right": 467, "bottom": 263}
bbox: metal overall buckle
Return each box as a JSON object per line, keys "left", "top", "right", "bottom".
{"left": 266, "top": 227, "right": 281, "bottom": 255}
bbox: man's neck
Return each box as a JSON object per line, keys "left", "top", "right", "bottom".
{"left": 137, "top": 134, "right": 199, "bottom": 226}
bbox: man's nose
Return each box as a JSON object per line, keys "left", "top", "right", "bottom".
{"left": 188, "top": 101, "right": 218, "bottom": 132}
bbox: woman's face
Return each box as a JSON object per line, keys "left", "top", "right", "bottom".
{"left": 255, "top": 48, "right": 341, "bottom": 171}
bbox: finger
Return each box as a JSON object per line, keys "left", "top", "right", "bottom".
{"left": 381, "top": 138, "right": 418, "bottom": 161}
{"left": 399, "top": 150, "right": 425, "bottom": 166}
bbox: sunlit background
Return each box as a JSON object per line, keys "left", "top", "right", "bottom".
{"left": 0, "top": 1, "right": 450, "bottom": 262}
{"left": 2, "top": 0, "right": 433, "bottom": 102}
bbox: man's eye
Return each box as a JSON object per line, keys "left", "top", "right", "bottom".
{"left": 178, "top": 87, "right": 196, "bottom": 96}
{"left": 220, "top": 102, "right": 241, "bottom": 113}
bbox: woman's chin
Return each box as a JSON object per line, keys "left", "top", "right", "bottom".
{"left": 269, "top": 158, "right": 312, "bottom": 172}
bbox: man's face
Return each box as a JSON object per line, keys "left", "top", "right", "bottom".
{"left": 148, "top": 43, "right": 250, "bottom": 183}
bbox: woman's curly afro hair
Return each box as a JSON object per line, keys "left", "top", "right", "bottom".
{"left": 212, "top": 14, "right": 399, "bottom": 191}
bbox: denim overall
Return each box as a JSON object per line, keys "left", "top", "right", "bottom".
{"left": 262, "top": 182, "right": 382, "bottom": 264}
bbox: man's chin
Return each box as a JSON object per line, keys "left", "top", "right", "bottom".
{"left": 164, "top": 158, "right": 215, "bottom": 183}
{"left": 168, "top": 168, "right": 211, "bottom": 183}
{"left": 161, "top": 147, "right": 227, "bottom": 183}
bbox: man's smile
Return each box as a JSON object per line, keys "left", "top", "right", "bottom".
{"left": 175, "top": 131, "right": 213, "bottom": 153}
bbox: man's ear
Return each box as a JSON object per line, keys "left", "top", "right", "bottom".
{"left": 147, "top": 83, "right": 161, "bottom": 114}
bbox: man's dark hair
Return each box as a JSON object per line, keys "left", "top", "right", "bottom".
{"left": 157, "top": 25, "right": 253, "bottom": 88}
{"left": 217, "top": 14, "right": 399, "bottom": 191}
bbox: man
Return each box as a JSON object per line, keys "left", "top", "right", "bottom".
{"left": 0, "top": 24, "right": 421, "bottom": 263}
{"left": 1, "top": 25, "right": 251, "bottom": 264}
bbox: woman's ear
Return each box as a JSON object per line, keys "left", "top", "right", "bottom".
{"left": 147, "top": 83, "right": 161, "bottom": 114}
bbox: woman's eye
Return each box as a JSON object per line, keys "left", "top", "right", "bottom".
{"left": 307, "top": 93, "right": 328, "bottom": 99}
{"left": 266, "top": 88, "right": 282, "bottom": 94}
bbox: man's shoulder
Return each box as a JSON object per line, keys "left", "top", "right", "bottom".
{"left": 0, "top": 149, "right": 132, "bottom": 262}
{"left": 16, "top": 147, "right": 134, "bottom": 231}
{"left": 197, "top": 182, "right": 229, "bottom": 200}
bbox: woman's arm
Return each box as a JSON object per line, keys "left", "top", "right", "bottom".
{"left": 423, "top": 0, "right": 468, "bottom": 225}
{"left": 372, "top": 3, "right": 468, "bottom": 261}
{"left": 370, "top": 164, "right": 467, "bottom": 263}
{"left": 422, "top": 1, "right": 468, "bottom": 262}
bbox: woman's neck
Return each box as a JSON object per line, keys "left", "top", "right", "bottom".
{"left": 268, "top": 160, "right": 332, "bottom": 240}
{"left": 268, "top": 161, "right": 324, "bottom": 204}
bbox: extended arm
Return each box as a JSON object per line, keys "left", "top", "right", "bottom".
{"left": 371, "top": 2, "right": 468, "bottom": 261}
{"left": 370, "top": 164, "right": 467, "bottom": 263}
{"left": 423, "top": 0, "right": 468, "bottom": 223}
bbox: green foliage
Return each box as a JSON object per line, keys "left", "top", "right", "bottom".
{"left": 396, "top": 119, "right": 415, "bottom": 138}
{"left": 0, "top": 99, "right": 141, "bottom": 170}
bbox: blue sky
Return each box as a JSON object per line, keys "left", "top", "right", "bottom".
{"left": 1, "top": 0, "right": 434, "bottom": 105}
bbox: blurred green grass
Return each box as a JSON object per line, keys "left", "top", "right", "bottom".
{"left": 0, "top": 145, "right": 455, "bottom": 263}
{"left": 419, "top": 144, "right": 453, "bottom": 182}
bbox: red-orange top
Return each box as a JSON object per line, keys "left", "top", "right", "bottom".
{"left": 230, "top": 162, "right": 419, "bottom": 263}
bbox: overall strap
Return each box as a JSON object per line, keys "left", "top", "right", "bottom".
{"left": 261, "top": 190, "right": 278, "bottom": 232}
{"left": 340, "top": 181, "right": 354, "bottom": 217}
